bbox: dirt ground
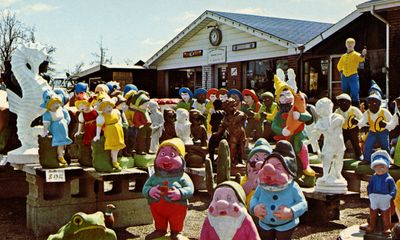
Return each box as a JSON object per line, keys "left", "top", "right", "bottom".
{"left": 0, "top": 182, "right": 371, "bottom": 240}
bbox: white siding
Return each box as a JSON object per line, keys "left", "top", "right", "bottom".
{"left": 157, "top": 21, "right": 288, "bottom": 70}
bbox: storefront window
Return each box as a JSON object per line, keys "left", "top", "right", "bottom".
{"left": 168, "top": 67, "right": 201, "bottom": 97}
{"left": 244, "top": 59, "right": 287, "bottom": 95}
{"left": 303, "top": 58, "right": 329, "bottom": 100}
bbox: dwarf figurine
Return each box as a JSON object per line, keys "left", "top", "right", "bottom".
{"left": 260, "top": 91, "right": 278, "bottom": 141}
{"left": 160, "top": 109, "right": 177, "bottom": 142}
{"left": 241, "top": 138, "right": 272, "bottom": 208}
{"left": 313, "top": 98, "right": 347, "bottom": 193}
{"left": 127, "top": 91, "right": 152, "bottom": 155}
{"left": 334, "top": 93, "right": 363, "bottom": 160}
{"left": 272, "top": 71, "right": 315, "bottom": 177}
{"left": 217, "top": 88, "right": 228, "bottom": 103}
{"left": 365, "top": 150, "right": 396, "bottom": 236}
{"left": 123, "top": 86, "right": 138, "bottom": 156}
{"left": 93, "top": 96, "right": 125, "bottom": 170}
{"left": 250, "top": 140, "right": 307, "bottom": 240}
{"left": 200, "top": 181, "right": 261, "bottom": 240}
{"left": 228, "top": 89, "right": 244, "bottom": 111}
{"left": 205, "top": 88, "right": 218, "bottom": 134}
{"left": 358, "top": 85, "right": 392, "bottom": 164}
{"left": 142, "top": 138, "right": 194, "bottom": 240}
{"left": 192, "top": 88, "right": 208, "bottom": 116}
{"left": 189, "top": 109, "right": 207, "bottom": 147}
{"left": 175, "top": 108, "right": 192, "bottom": 145}
{"left": 176, "top": 87, "right": 193, "bottom": 111}
{"left": 95, "top": 84, "right": 110, "bottom": 95}
{"left": 337, "top": 38, "right": 367, "bottom": 107}
{"left": 74, "top": 92, "right": 98, "bottom": 146}
{"left": 148, "top": 100, "right": 164, "bottom": 154}
{"left": 242, "top": 89, "right": 263, "bottom": 141}
{"left": 40, "top": 89, "right": 73, "bottom": 167}
{"left": 208, "top": 99, "right": 226, "bottom": 163}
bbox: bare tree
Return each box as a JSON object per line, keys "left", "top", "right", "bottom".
{"left": 91, "top": 36, "right": 112, "bottom": 65}
{"left": 124, "top": 58, "right": 134, "bottom": 66}
{"left": 0, "top": 10, "right": 30, "bottom": 72}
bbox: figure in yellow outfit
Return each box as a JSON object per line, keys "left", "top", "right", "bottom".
{"left": 337, "top": 38, "right": 367, "bottom": 107}
{"left": 94, "top": 97, "right": 125, "bottom": 170}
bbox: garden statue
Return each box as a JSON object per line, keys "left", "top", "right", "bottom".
{"left": 250, "top": 140, "right": 308, "bottom": 240}
{"left": 185, "top": 109, "right": 208, "bottom": 167}
{"left": 160, "top": 109, "right": 177, "bottom": 142}
{"left": 95, "top": 84, "right": 109, "bottom": 95}
{"left": 40, "top": 89, "right": 72, "bottom": 167}
{"left": 205, "top": 88, "right": 218, "bottom": 133}
{"left": 272, "top": 69, "right": 316, "bottom": 179}
{"left": 364, "top": 150, "right": 396, "bottom": 236}
{"left": 358, "top": 85, "right": 392, "bottom": 164}
{"left": 148, "top": 100, "right": 164, "bottom": 154}
{"left": 123, "top": 86, "right": 138, "bottom": 156}
{"left": 200, "top": 181, "right": 261, "bottom": 240}
{"left": 192, "top": 88, "right": 208, "bottom": 116}
{"left": 313, "top": 98, "right": 348, "bottom": 194}
{"left": 228, "top": 88, "right": 244, "bottom": 111}
{"left": 106, "top": 81, "right": 121, "bottom": 98}
{"left": 175, "top": 108, "right": 193, "bottom": 145}
{"left": 220, "top": 98, "right": 246, "bottom": 165}
{"left": 74, "top": 92, "right": 98, "bottom": 166}
{"left": 217, "top": 88, "right": 228, "bottom": 102}
{"left": 7, "top": 43, "right": 51, "bottom": 164}
{"left": 142, "top": 138, "right": 194, "bottom": 240}
{"left": 389, "top": 96, "right": 400, "bottom": 167}
{"left": 176, "top": 87, "right": 193, "bottom": 111}
{"left": 208, "top": 99, "right": 225, "bottom": 163}
{"left": 93, "top": 96, "right": 125, "bottom": 171}
{"left": 334, "top": 93, "right": 363, "bottom": 160}
{"left": 260, "top": 91, "right": 277, "bottom": 141}
{"left": 127, "top": 91, "right": 151, "bottom": 155}
{"left": 337, "top": 38, "right": 367, "bottom": 107}
{"left": 242, "top": 89, "right": 263, "bottom": 140}
{"left": 47, "top": 211, "right": 117, "bottom": 240}
{"left": 241, "top": 138, "right": 272, "bottom": 208}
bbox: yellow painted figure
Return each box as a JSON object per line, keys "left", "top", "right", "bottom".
{"left": 395, "top": 179, "right": 400, "bottom": 221}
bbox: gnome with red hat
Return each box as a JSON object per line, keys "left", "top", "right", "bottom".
{"left": 242, "top": 89, "right": 263, "bottom": 141}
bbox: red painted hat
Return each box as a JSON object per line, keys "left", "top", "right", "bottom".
{"left": 242, "top": 89, "right": 259, "bottom": 102}
{"left": 217, "top": 88, "right": 228, "bottom": 98}
{"left": 207, "top": 88, "right": 218, "bottom": 99}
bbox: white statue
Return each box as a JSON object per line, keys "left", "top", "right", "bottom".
{"left": 7, "top": 43, "right": 51, "bottom": 164}
{"left": 175, "top": 108, "right": 193, "bottom": 145}
{"left": 286, "top": 68, "right": 298, "bottom": 93}
{"left": 148, "top": 100, "right": 164, "bottom": 153}
{"left": 313, "top": 97, "right": 348, "bottom": 194}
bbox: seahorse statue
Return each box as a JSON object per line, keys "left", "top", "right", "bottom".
{"left": 6, "top": 43, "right": 51, "bottom": 164}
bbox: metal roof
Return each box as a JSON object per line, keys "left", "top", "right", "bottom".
{"left": 72, "top": 64, "right": 146, "bottom": 78}
{"left": 210, "top": 11, "right": 333, "bottom": 45}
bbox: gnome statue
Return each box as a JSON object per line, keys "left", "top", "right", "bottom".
{"left": 148, "top": 100, "right": 164, "bottom": 154}
{"left": 200, "top": 181, "right": 261, "bottom": 240}
{"left": 142, "top": 138, "right": 194, "bottom": 240}
{"left": 313, "top": 98, "right": 348, "bottom": 194}
{"left": 250, "top": 140, "right": 308, "bottom": 240}
{"left": 242, "top": 89, "right": 263, "bottom": 141}
{"left": 176, "top": 87, "right": 193, "bottom": 111}
{"left": 271, "top": 68, "right": 316, "bottom": 180}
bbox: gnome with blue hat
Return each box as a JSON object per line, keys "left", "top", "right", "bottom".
{"left": 358, "top": 82, "right": 393, "bottom": 164}
{"left": 40, "top": 89, "right": 73, "bottom": 167}
{"left": 192, "top": 88, "right": 208, "bottom": 116}
{"left": 364, "top": 150, "right": 396, "bottom": 236}
{"left": 176, "top": 87, "right": 194, "bottom": 111}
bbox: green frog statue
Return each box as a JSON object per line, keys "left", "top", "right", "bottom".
{"left": 47, "top": 211, "right": 117, "bottom": 240}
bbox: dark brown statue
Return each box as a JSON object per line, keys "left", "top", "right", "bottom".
{"left": 159, "top": 109, "right": 177, "bottom": 142}
{"left": 189, "top": 109, "right": 207, "bottom": 147}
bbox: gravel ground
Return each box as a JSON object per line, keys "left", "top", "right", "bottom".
{"left": 0, "top": 182, "right": 371, "bottom": 240}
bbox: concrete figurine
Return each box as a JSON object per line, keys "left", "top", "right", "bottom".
{"left": 40, "top": 89, "right": 73, "bottom": 167}
{"left": 313, "top": 98, "right": 348, "bottom": 194}
{"left": 175, "top": 108, "right": 193, "bottom": 145}
{"left": 200, "top": 181, "right": 261, "bottom": 240}
{"left": 337, "top": 38, "right": 367, "bottom": 107}
{"left": 7, "top": 43, "right": 51, "bottom": 164}
{"left": 142, "top": 138, "right": 194, "bottom": 240}
{"left": 250, "top": 140, "right": 307, "bottom": 240}
{"left": 176, "top": 87, "right": 193, "bottom": 111}
{"left": 160, "top": 109, "right": 177, "bottom": 142}
{"left": 242, "top": 89, "right": 263, "bottom": 140}
{"left": 148, "top": 100, "right": 164, "bottom": 154}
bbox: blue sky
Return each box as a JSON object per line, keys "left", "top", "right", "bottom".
{"left": 0, "top": 0, "right": 367, "bottom": 74}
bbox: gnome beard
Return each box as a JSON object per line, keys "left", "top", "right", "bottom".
{"left": 208, "top": 207, "right": 246, "bottom": 240}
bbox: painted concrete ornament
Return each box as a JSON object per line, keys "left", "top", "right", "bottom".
{"left": 7, "top": 43, "right": 51, "bottom": 164}
{"left": 47, "top": 211, "right": 117, "bottom": 240}
{"left": 313, "top": 98, "right": 348, "bottom": 194}
{"left": 175, "top": 108, "right": 193, "bottom": 145}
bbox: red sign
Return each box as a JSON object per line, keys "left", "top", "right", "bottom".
{"left": 183, "top": 50, "right": 203, "bottom": 58}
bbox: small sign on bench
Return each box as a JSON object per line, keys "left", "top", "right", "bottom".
{"left": 45, "top": 169, "right": 66, "bottom": 182}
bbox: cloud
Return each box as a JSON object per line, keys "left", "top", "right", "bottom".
{"left": 141, "top": 37, "right": 166, "bottom": 46}
{"left": 231, "top": 7, "right": 270, "bottom": 16}
{"left": 0, "top": 0, "right": 19, "bottom": 7}
{"left": 22, "top": 3, "right": 59, "bottom": 13}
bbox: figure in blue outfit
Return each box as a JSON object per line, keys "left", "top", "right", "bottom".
{"left": 364, "top": 150, "right": 396, "bottom": 236}
{"left": 40, "top": 89, "right": 72, "bottom": 167}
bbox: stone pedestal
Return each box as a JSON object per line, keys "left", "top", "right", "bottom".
{"left": 7, "top": 148, "right": 39, "bottom": 165}
{"left": 315, "top": 178, "right": 348, "bottom": 194}
{"left": 0, "top": 163, "right": 28, "bottom": 199}
{"left": 339, "top": 225, "right": 392, "bottom": 240}
{"left": 186, "top": 167, "right": 207, "bottom": 191}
